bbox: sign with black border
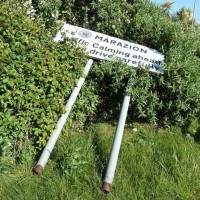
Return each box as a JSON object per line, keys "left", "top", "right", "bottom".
{"left": 54, "top": 24, "right": 164, "bottom": 74}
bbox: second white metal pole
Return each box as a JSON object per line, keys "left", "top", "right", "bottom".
{"left": 102, "top": 80, "right": 131, "bottom": 193}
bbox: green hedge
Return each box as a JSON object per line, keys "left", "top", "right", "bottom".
{"left": 0, "top": 1, "right": 98, "bottom": 156}
{"left": 23, "top": 0, "right": 200, "bottom": 126}
{"left": 55, "top": 0, "right": 200, "bottom": 126}
{"left": 1, "top": 0, "right": 200, "bottom": 156}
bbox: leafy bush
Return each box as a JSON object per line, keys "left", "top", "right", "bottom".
{"left": 79, "top": 0, "right": 200, "bottom": 125}
{"left": 1, "top": 0, "right": 200, "bottom": 156}
{"left": 0, "top": 1, "right": 98, "bottom": 156}
{"left": 50, "top": 0, "right": 200, "bottom": 126}
{"left": 15, "top": 1, "right": 200, "bottom": 127}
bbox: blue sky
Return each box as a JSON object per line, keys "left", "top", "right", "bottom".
{"left": 151, "top": 0, "right": 200, "bottom": 24}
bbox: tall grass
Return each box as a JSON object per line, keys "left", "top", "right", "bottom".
{"left": 1, "top": 123, "right": 200, "bottom": 199}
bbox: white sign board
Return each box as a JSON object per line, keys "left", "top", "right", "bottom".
{"left": 54, "top": 24, "right": 164, "bottom": 74}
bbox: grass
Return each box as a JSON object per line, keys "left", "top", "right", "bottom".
{"left": 1, "top": 123, "right": 200, "bottom": 199}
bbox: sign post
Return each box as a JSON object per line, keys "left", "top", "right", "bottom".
{"left": 102, "top": 79, "right": 132, "bottom": 193}
{"left": 35, "top": 24, "right": 164, "bottom": 193}
{"left": 33, "top": 59, "right": 93, "bottom": 175}
{"left": 55, "top": 24, "right": 164, "bottom": 192}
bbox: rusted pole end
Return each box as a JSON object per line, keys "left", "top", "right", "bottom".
{"left": 102, "top": 182, "right": 111, "bottom": 194}
{"left": 33, "top": 165, "right": 43, "bottom": 175}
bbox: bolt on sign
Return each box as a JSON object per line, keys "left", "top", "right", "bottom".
{"left": 54, "top": 24, "right": 164, "bottom": 74}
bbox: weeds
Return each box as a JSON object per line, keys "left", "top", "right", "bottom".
{"left": 1, "top": 123, "right": 200, "bottom": 199}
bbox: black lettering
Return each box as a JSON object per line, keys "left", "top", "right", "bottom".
{"left": 95, "top": 51, "right": 100, "bottom": 55}
{"left": 105, "top": 46, "right": 115, "bottom": 53}
{"left": 99, "top": 46, "right": 104, "bottom": 50}
{"left": 93, "top": 43, "right": 99, "bottom": 48}
{"left": 110, "top": 40, "right": 116, "bottom": 45}
{"left": 117, "top": 42, "right": 123, "bottom": 47}
{"left": 132, "top": 60, "right": 137, "bottom": 64}
{"left": 125, "top": 53, "right": 130, "bottom": 57}
{"left": 103, "top": 53, "right": 108, "bottom": 57}
{"left": 95, "top": 35, "right": 103, "bottom": 41}
{"left": 141, "top": 48, "right": 147, "bottom": 53}
{"left": 103, "top": 38, "right": 109, "bottom": 43}
{"left": 155, "top": 65, "right": 160, "bottom": 70}
{"left": 155, "top": 60, "right": 162, "bottom": 65}
{"left": 118, "top": 51, "right": 124, "bottom": 55}
{"left": 133, "top": 46, "right": 139, "bottom": 51}
{"left": 90, "top": 49, "right": 96, "bottom": 54}
{"left": 138, "top": 55, "right": 143, "bottom": 60}
{"left": 123, "top": 43, "right": 129, "bottom": 49}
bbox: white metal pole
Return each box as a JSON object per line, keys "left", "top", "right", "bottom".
{"left": 33, "top": 59, "right": 93, "bottom": 175}
{"left": 102, "top": 79, "right": 132, "bottom": 193}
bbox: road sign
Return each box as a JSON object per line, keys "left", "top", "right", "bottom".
{"left": 54, "top": 24, "right": 164, "bottom": 74}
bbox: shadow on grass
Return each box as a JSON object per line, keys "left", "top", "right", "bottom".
{"left": 181, "top": 118, "right": 200, "bottom": 144}
{"left": 90, "top": 124, "right": 115, "bottom": 184}
{"left": 194, "top": 127, "right": 200, "bottom": 143}
{"left": 92, "top": 132, "right": 108, "bottom": 181}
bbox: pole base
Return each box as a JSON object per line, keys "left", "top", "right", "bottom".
{"left": 102, "top": 182, "right": 111, "bottom": 194}
{"left": 33, "top": 165, "right": 43, "bottom": 175}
